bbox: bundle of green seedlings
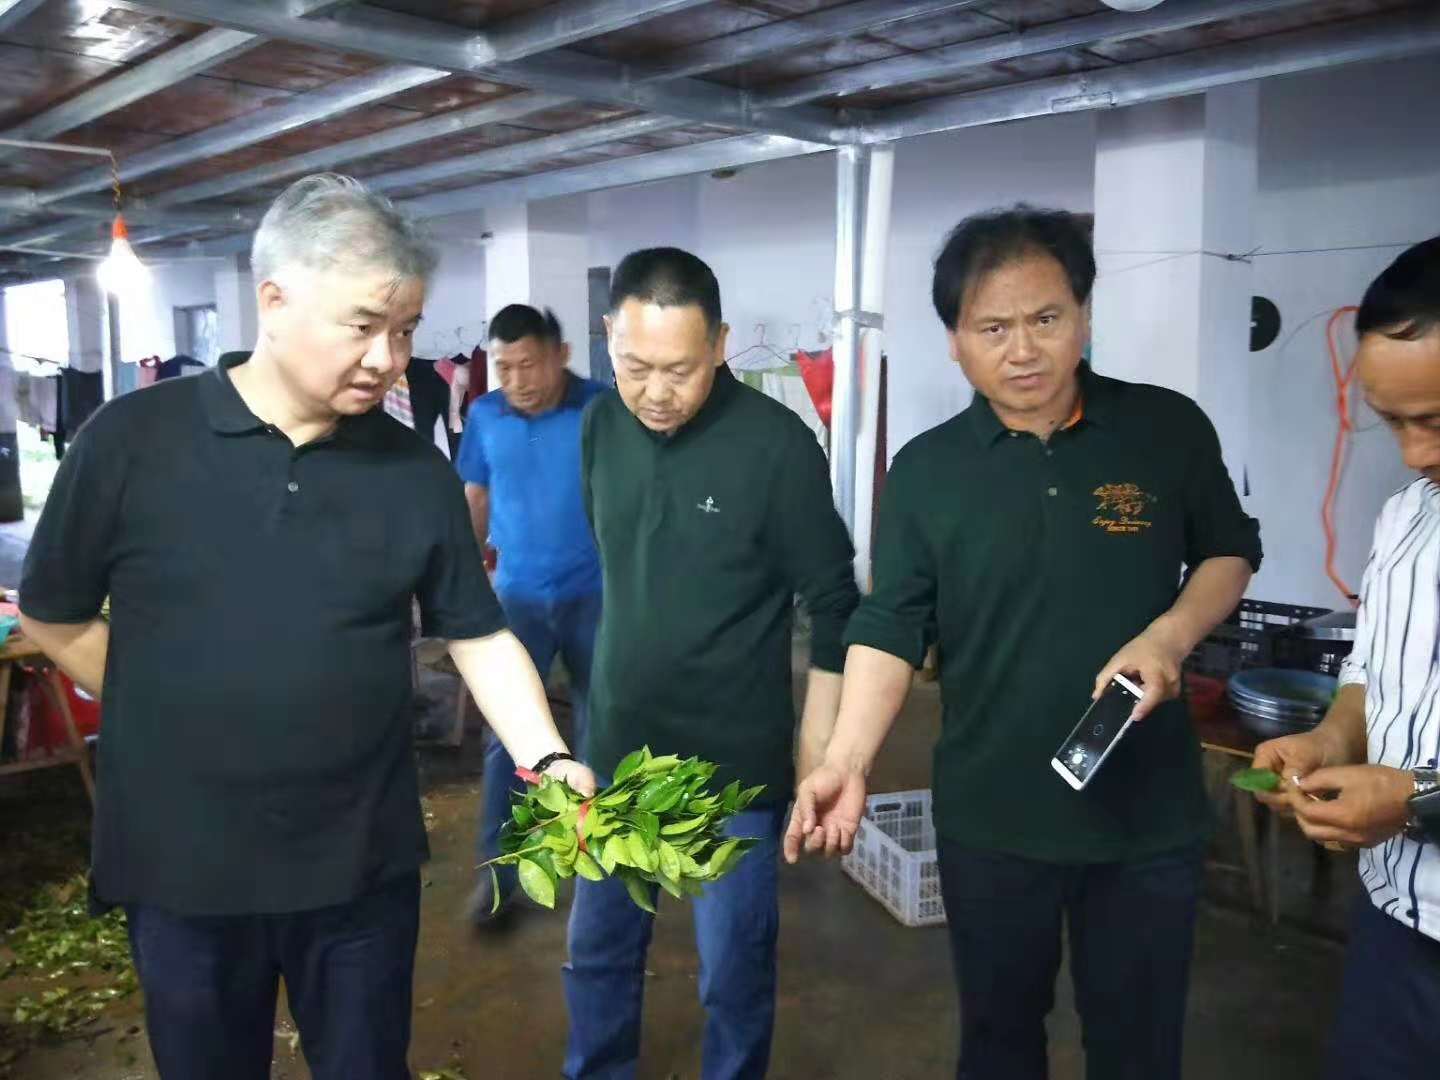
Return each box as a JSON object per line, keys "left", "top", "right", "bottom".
{"left": 482, "top": 747, "right": 764, "bottom": 913}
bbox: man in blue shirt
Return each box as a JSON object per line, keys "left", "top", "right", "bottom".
{"left": 455, "top": 304, "right": 606, "bottom": 923}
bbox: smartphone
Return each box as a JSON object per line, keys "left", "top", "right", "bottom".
{"left": 1050, "top": 673, "right": 1146, "bottom": 791}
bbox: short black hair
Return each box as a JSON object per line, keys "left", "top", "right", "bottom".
{"left": 610, "top": 247, "right": 722, "bottom": 337}
{"left": 1356, "top": 236, "right": 1440, "bottom": 342}
{"left": 931, "top": 205, "right": 1096, "bottom": 330}
{"left": 489, "top": 303, "right": 562, "bottom": 346}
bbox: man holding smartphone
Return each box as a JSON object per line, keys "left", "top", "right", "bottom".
{"left": 787, "top": 206, "right": 1260, "bottom": 1079}
{"left": 1249, "top": 237, "right": 1440, "bottom": 1080}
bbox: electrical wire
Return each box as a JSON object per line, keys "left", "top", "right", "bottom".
{"left": 1321, "top": 305, "right": 1361, "bottom": 605}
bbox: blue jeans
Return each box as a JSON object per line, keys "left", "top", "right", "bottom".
{"left": 936, "top": 842, "right": 1203, "bottom": 1080}
{"left": 562, "top": 804, "right": 786, "bottom": 1080}
{"left": 125, "top": 873, "right": 420, "bottom": 1080}
{"left": 478, "top": 590, "right": 601, "bottom": 896}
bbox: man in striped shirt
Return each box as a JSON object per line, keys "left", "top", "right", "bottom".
{"left": 1252, "top": 235, "right": 1440, "bottom": 1080}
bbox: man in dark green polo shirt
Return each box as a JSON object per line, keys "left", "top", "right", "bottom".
{"left": 786, "top": 206, "right": 1261, "bottom": 1080}
{"left": 563, "top": 247, "right": 859, "bottom": 1079}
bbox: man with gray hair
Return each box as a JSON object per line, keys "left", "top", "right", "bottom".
{"left": 19, "top": 174, "right": 595, "bottom": 1080}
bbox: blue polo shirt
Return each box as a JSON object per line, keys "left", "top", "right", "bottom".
{"left": 455, "top": 372, "right": 606, "bottom": 601}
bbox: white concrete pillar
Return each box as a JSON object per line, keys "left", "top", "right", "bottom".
{"left": 214, "top": 255, "right": 257, "bottom": 356}
{"left": 482, "top": 197, "right": 592, "bottom": 382}
{"left": 65, "top": 275, "right": 106, "bottom": 374}
{"left": 0, "top": 289, "right": 15, "bottom": 435}
{"left": 1092, "top": 85, "right": 1259, "bottom": 478}
{"left": 527, "top": 197, "right": 590, "bottom": 377}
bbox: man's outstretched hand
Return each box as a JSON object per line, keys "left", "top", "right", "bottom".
{"left": 784, "top": 762, "right": 868, "bottom": 863}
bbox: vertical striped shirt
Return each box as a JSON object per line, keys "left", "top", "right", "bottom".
{"left": 1339, "top": 478, "right": 1440, "bottom": 941}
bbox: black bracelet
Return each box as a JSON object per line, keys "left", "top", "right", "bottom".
{"left": 532, "top": 751, "right": 576, "bottom": 775}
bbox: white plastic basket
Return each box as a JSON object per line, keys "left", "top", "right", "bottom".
{"left": 841, "top": 789, "right": 947, "bottom": 928}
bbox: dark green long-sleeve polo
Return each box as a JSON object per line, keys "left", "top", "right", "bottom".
{"left": 847, "top": 366, "right": 1262, "bottom": 862}
{"left": 582, "top": 366, "right": 858, "bottom": 801}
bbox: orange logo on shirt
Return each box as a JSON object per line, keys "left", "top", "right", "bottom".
{"left": 1093, "top": 483, "right": 1154, "bottom": 535}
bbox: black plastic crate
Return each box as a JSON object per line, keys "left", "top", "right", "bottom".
{"left": 1184, "top": 599, "right": 1338, "bottom": 680}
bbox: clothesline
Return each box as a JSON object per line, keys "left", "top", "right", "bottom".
{"left": 0, "top": 346, "right": 65, "bottom": 367}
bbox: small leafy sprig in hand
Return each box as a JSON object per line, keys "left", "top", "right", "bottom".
{"left": 480, "top": 747, "right": 764, "bottom": 914}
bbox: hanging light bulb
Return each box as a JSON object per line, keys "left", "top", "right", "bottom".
{"left": 97, "top": 213, "right": 148, "bottom": 296}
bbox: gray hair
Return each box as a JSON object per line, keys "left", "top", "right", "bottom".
{"left": 251, "top": 173, "right": 438, "bottom": 286}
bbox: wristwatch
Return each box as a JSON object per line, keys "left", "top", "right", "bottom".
{"left": 1404, "top": 768, "right": 1440, "bottom": 842}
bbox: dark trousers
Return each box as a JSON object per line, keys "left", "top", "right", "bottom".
{"left": 937, "top": 842, "right": 1203, "bottom": 1080}
{"left": 1328, "top": 897, "right": 1440, "bottom": 1080}
{"left": 478, "top": 589, "right": 600, "bottom": 897}
{"left": 125, "top": 873, "right": 420, "bottom": 1080}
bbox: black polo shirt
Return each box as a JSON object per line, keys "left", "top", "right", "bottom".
{"left": 20, "top": 353, "right": 505, "bottom": 916}
{"left": 847, "top": 366, "right": 1263, "bottom": 863}
{"left": 582, "top": 366, "right": 859, "bottom": 801}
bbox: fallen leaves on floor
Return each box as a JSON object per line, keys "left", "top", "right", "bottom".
{"left": 1, "top": 875, "right": 137, "bottom": 1040}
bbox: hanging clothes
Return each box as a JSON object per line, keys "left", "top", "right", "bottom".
{"left": 47, "top": 368, "right": 104, "bottom": 460}
{"left": 382, "top": 374, "right": 414, "bottom": 429}
{"left": 138, "top": 356, "right": 162, "bottom": 389}
{"left": 156, "top": 354, "right": 205, "bottom": 381}
{"left": 795, "top": 348, "right": 834, "bottom": 428}
{"left": 405, "top": 357, "right": 452, "bottom": 452}
{"left": 28, "top": 374, "right": 59, "bottom": 436}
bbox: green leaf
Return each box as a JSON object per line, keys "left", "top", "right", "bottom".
{"left": 657, "top": 840, "right": 682, "bottom": 883}
{"left": 512, "top": 804, "right": 535, "bottom": 828}
{"left": 596, "top": 789, "right": 633, "bottom": 809}
{"left": 656, "top": 871, "right": 684, "bottom": 900}
{"left": 706, "top": 839, "right": 742, "bottom": 879}
{"left": 488, "top": 866, "right": 501, "bottom": 915}
{"left": 635, "top": 778, "right": 669, "bottom": 810}
{"left": 661, "top": 815, "right": 707, "bottom": 837}
{"left": 735, "top": 785, "right": 766, "bottom": 811}
{"left": 574, "top": 851, "right": 605, "bottom": 882}
{"left": 718, "top": 780, "right": 742, "bottom": 813}
{"left": 650, "top": 784, "right": 686, "bottom": 814}
{"left": 606, "top": 835, "right": 633, "bottom": 869}
{"left": 517, "top": 859, "right": 556, "bottom": 909}
{"left": 626, "top": 832, "right": 658, "bottom": 873}
{"left": 613, "top": 747, "right": 649, "bottom": 784}
{"left": 537, "top": 780, "right": 572, "bottom": 815}
{"left": 640, "top": 754, "right": 682, "bottom": 774}
{"left": 598, "top": 836, "right": 621, "bottom": 874}
{"left": 554, "top": 857, "right": 576, "bottom": 880}
{"left": 1230, "top": 767, "right": 1282, "bottom": 793}
{"left": 621, "top": 872, "right": 657, "bottom": 914}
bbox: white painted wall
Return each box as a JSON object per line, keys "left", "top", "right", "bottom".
{"left": 1247, "top": 55, "right": 1440, "bottom": 608}
{"left": 883, "top": 114, "right": 1098, "bottom": 453}
{"left": 417, "top": 210, "right": 487, "bottom": 362}
{"left": 573, "top": 114, "right": 1098, "bottom": 456}
{"left": 112, "top": 260, "right": 223, "bottom": 364}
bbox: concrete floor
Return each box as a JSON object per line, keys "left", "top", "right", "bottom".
{"left": 4, "top": 676, "right": 1349, "bottom": 1080}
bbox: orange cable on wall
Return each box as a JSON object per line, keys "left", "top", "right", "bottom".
{"left": 1321, "top": 305, "right": 1361, "bottom": 606}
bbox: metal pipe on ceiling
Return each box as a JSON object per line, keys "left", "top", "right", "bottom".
{"left": 860, "top": 8, "right": 1440, "bottom": 143}
{"left": 358, "top": 115, "right": 688, "bottom": 194}
{"left": 52, "top": 0, "right": 1297, "bottom": 226}
{"left": 633, "top": 0, "right": 990, "bottom": 83}
{"left": 116, "top": 0, "right": 849, "bottom": 143}
{"left": 0, "top": 0, "right": 348, "bottom": 159}
{"left": 147, "top": 93, "right": 576, "bottom": 206}
{"left": 0, "top": 0, "right": 47, "bottom": 34}
{"left": 484, "top": 0, "right": 714, "bottom": 56}
{"left": 38, "top": 65, "right": 447, "bottom": 206}
{"left": 755, "top": 0, "right": 1317, "bottom": 108}
{"left": 5, "top": 8, "right": 1439, "bottom": 275}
